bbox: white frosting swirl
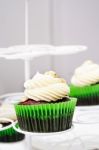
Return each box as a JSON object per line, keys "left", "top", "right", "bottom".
{"left": 24, "top": 72, "right": 70, "bottom": 102}
{"left": 0, "top": 124, "right": 3, "bottom": 128}
{"left": 71, "top": 60, "right": 99, "bottom": 87}
{"left": 0, "top": 104, "right": 17, "bottom": 122}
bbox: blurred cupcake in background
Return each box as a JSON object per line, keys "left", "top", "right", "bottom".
{"left": 0, "top": 104, "right": 16, "bottom": 121}
{"left": 15, "top": 71, "right": 77, "bottom": 133}
{"left": 70, "top": 60, "right": 99, "bottom": 106}
{"left": 0, "top": 104, "right": 25, "bottom": 142}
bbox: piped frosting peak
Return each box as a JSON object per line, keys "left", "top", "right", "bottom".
{"left": 23, "top": 71, "right": 70, "bottom": 102}
{"left": 71, "top": 60, "right": 99, "bottom": 87}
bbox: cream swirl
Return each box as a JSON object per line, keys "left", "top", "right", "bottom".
{"left": 71, "top": 60, "right": 99, "bottom": 87}
{"left": 24, "top": 72, "right": 70, "bottom": 102}
{"left": 0, "top": 104, "right": 17, "bottom": 122}
{"left": 0, "top": 124, "right": 3, "bottom": 128}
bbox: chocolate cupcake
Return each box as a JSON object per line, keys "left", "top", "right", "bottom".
{"left": 70, "top": 60, "right": 99, "bottom": 106}
{"left": 15, "top": 71, "right": 77, "bottom": 133}
{"left": 0, "top": 104, "right": 25, "bottom": 142}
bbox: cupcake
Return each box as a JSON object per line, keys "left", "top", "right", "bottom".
{"left": 15, "top": 71, "right": 77, "bottom": 133}
{"left": 0, "top": 104, "right": 25, "bottom": 142}
{"left": 0, "top": 104, "right": 17, "bottom": 121}
{"left": 70, "top": 60, "right": 99, "bottom": 106}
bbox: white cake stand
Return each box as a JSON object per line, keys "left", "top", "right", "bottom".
{"left": 12, "top": 122, "right": 81, "bottom": 150}
{"left": 12, "top": 121, "right": 99, "bottom": 150}
{"left": 0, "top": 44, "right": 54, "bottom": 81}
{"left": 0, "top": 44, "right": 87, "bottom": 81}
{"left": 0, "top": 0, "right": 87, "bottom": 86}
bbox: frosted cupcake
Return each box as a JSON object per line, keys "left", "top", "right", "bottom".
{"left": 0, "top": 104, "right": 17, "bottom": 121}
{"left": 0, "top": 104, "right": 25, "bottom": 142}
{"left": 15, "top": 71, "right": 77, "bottom": 132}
{"left": 70, "top": 60, "right": 99, "bottom": 105}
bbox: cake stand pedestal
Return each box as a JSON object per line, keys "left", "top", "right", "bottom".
{"left": 12, "top": 122, "right": 87, "bottom": 150}
{"left": 13, "top": 121, "right": 99, "bottom": 150}
{"left": 10, "top": 105, "right": 99, "bottom": 150}
{"left": 12, "top": 121, "right": 99, "bottom": 150}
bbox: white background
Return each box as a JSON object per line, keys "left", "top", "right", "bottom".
{"left": 0, "top": 0, "right": 99, "bottom": 94}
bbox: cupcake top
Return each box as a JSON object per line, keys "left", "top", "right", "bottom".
{"left": 71, "top": 60, "right": 99, "bottom": 87}
{"left": 44, "top": 71, "right": 59, "bottom": 78}
{"left": 0, "top": 104, "right": 17, "bottom": 123}
{"left": 22, "top": 71, "right": 70, "bottom": 102}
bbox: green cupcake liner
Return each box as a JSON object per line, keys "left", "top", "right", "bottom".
{"left": 15, "top": 98, "right": 77, "bottom": 132}
{"left": 0, "top": 123, "right": 25, "bottom": 142}
{"left": 70, "top": 84, "right": 99, "bottom": 106}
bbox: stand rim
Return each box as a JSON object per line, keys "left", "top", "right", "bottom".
{"left": 12, "top": 121, "right": 74, "bottom": 136}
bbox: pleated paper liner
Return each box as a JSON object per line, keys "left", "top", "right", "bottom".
{"left": 0, "top": 122, "right": 25, "bottom": 143}
{"left": 15, "top": 98, "right": 77, "bottom": 133}
{"left": 70, "top": 84, "right": 99, "bottom": 106}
